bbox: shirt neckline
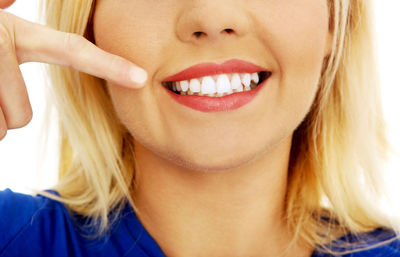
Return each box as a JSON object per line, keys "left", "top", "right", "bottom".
{"left": 120, "top": 203, "right": 397, "bottom": 257}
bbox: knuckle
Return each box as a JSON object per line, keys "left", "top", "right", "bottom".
{"left": 0, "top": 9, "right": 11, "bottom": 24}
{"left": 109, "top": 55, "right": 127, "bottom": 80}
{"left": 0, "top": 125, "right": 7, "bottom": 141}
{"left": 0, "top": 24, "right": 12, "bottom": 52}
{"left": 9, "top": 106, "right": 33, "bottom": 129}
{"left": 62, "top": 33, "right": 86, "bottom": 67}
{"left": 63, "top": 32, "right": 85, "bottom": 54}
{"left": 18, "top": 107, "right": 33, "bottom": 127}
{"left": 109, "top": 55, "right": 120, "bottom": 71}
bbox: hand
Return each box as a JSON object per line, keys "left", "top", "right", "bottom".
{"left": 0, "top": 3, "right": 148, "bottom": 140}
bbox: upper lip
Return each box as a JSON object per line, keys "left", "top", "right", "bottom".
{"left": 162, "top": 59, "right": 269, "bottom": 82}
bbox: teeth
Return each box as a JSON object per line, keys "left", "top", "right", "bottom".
{"left": 241, "top": 73, "right": 251, "bottom": 87}
{"left": 216, "top": 74, "right": 233, "bottom": 96}
{"left": 168, "top": 72, "right": 262, "bottom": 96}
{"left": 176, "top": 81, "right": 182, "bottom": 91}
{"left": 251, "top": 72, "right": 259, "bottom": 84}
{"left": 180, "top": 80, "right": 189, "bottom": 92}
{"left": 231, "top": 73, "right": 242, "bottom": 91}
{"left": 189, "top": 78, "right": 201, "bottom": 93}
{"left": 240, "top": 73, "right": 251, "bottom": 91}
{"left": 201, "top": 76, "right": 216, "bottom": 96}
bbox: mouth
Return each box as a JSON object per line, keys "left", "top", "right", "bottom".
{"left": 161, "top": 71, "right": 271, "bottom": 97}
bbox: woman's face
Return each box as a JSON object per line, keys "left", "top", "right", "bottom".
{"left": 93, "top": 0, "right": 332, "bottom": 171}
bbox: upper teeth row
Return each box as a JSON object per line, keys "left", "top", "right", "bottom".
{"left": 168, "top": 72, "right": 260, "bottom": 96}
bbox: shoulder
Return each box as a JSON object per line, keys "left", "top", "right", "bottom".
{"left": 0, "top": 188, "right": 69, "bottom": 238}
{"left": 0, "top": 187, "right": 66, "bottom": 216}
{"left": 313, "top": 227, "right": 400, "bottom": 257}
{"left": 0, "top": 188, "right": 79, "bottom": 257}
{"left": 0, "top": 188, "right": 165, "bottom": 257}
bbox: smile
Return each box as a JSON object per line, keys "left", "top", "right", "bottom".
{"left": 162, "top": 71, "right": 270, "bottom": 97}
{"left": 161, "top": 59, "right": 272, "bottom": 112}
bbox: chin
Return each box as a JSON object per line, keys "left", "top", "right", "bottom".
{"left": 133, "top": 126, "right": 290, "bottom": 173}
{"left": 162, "top": 144, "right": 265, "bottom": 173}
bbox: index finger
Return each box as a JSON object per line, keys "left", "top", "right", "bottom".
{"left": 9, "top": 11, "right": 148, "bottom": 88}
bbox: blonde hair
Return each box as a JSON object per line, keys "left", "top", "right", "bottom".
{"left": 38, "top": 0, "right": 400, "bottom": 254}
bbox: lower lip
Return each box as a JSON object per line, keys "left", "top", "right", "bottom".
{"left": 163, "top": 78, "right": 269, "bottom": 112}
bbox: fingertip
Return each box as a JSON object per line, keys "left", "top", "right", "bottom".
{"left": 129, "top": 66, "right": 148, "bottom": 87}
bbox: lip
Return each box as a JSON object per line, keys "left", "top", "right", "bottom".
{"left": 161, "top": 58, "right": 271, "bottom": 113}
{"left": 162, "top": 58, "right": 269, "bottom": 82}
{"left": 162, "top": 74, "right": 271, "bottom": 113}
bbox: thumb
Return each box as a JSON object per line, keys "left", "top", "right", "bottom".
{"left": 0, "top": 0, "right": 16, "bottom": 9}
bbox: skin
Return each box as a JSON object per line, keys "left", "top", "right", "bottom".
{"left": 0, "top": 0, "right": 332, "bottom": 256}
{"left": 93, "top": 0, "right": 332, "bottom": 256}
{"left": 0, "top": 0, "right": 146, "bottom": 138}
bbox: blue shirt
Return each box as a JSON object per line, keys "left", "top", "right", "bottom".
{"left": 0, "top": 188, "right": 399, "bottom": 257}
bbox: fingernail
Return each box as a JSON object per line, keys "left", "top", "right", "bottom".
{"left": 129, "top": 66, "right": 148, "bottom": 85}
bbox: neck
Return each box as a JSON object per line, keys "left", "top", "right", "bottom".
{"left": 132, "top": 135, "right": 312, "bottom": 257}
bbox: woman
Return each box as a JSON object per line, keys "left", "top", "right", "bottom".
{"left": 0, "top": 0, "right": 399, "bottom": 256}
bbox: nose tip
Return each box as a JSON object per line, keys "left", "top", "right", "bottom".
{"left": 175, "top": 2, "right": 250, "bottom": 44}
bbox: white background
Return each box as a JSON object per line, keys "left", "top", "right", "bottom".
{"left": 0, "top": 1, "right": 399, "bottom": 214}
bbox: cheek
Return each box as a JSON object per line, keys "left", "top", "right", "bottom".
{"left": 258, "top": 1, "right": 330, "bottom": 111}
{"left": 93, "top": 0, "right": 170, "bottom": 72}
{"left": 106, "top": 84, "right": 167, "bottom": 148}
{"left": 244, "top": 1, "right": 330, "bottom": 147}
{"left": 93, "top": 0, "right": 173, "bottom": 144}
